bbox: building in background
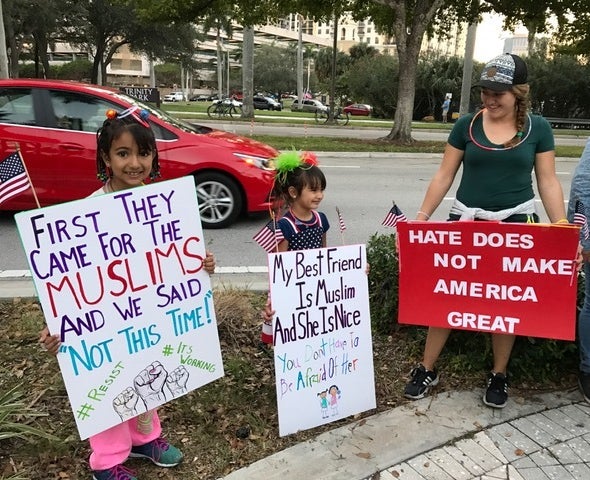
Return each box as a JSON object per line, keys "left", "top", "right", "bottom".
{"left": 44, "top": 14, "right": 468, "bottom": 92}
{"left": 503, "top": 33, "right": 529, "bottom": 57}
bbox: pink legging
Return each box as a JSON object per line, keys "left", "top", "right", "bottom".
{"left": 89, "top": 410, "right": 161, "bottom": 471}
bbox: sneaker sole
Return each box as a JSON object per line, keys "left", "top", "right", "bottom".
{"left": 128, "top": 452, "right": 182, "bottom": 468}
{"left": 404, "top": 376, "right": 440, "bottom": 400}
{"left": 578, "top": 378, "right": 590, "bottom": 404}
{"left": 482, "top": 394, "right": 507, "bottom": 409}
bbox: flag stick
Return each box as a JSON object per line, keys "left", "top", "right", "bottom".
{"left": 15, "top": 144, "right": 40, "bottom": 208}
{"left": 271, "top": 211, "right": 280, "bottom": 252}
{"left": 336, "top": 206, "right": 346, "bottom": 245}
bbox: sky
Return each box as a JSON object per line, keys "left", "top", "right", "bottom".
{"left": 473, "top": 13, "right": 528, "bottom": 62}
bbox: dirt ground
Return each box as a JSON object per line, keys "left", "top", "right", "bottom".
{"left": 0, "top": 293, "right": 577, "bottom": 480}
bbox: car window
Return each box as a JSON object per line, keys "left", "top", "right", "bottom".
{"left": 0, "top": 88, "right": 36, "bottom": 126}
{"left": 48, "top": 90, "right": 112, "bottom": 132}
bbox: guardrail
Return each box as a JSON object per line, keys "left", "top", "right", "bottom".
{"left": 545, "top": 117, "right": 590, "bottom": 130}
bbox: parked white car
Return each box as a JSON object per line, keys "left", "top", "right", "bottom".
{"left": 163, "top": 91, "right": 185, "bottom": 102}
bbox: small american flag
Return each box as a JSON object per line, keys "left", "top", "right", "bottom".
{"left": 253, "top": 219, "right": 285, "bottom": 253}
{"left": 574, "top": 200, "right": 590, "bottom": 240}
{"left": 0, "top": 151, "right": 31, "bottom": 205}
{"left": 382, "top": 203, "right": 407, "bottom": 228}
{"left": 336, "top": 206, "right": 347, "bottom": 233}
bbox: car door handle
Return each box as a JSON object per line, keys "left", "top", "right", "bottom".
{"left": 59, "top": 143, "right": 85, "bottom": 151}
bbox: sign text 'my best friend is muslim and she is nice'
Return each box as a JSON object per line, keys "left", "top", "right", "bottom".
{"left": 268, "top": 244, "right": 376, "bottom": 436}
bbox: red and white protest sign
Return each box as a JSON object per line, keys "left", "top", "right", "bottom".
{"left": 397, "top": 221, "right": 580, "bottom": 341}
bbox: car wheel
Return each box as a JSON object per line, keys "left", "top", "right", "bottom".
{"left": 195, "top": 172, "right": 243, "bottom": 229}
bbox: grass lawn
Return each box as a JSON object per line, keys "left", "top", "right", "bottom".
{"left": 1, "top": 293, "right": 578, "bottom": 480}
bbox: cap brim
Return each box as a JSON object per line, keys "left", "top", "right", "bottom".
{"left": 477, "top": 80, "right": 512, "bottom": 92}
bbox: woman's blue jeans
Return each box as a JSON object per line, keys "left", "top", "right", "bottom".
{"left": 580, "top": 262, "right": 590, "bottom": 373}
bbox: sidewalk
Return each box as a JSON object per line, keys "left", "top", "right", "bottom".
{"left": 220, "top": 388, "right": 590, "bottom": 480}
{"left": 2, "top": 272, "right": 589, "bottom": 480}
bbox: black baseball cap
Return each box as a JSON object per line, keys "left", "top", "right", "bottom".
{"left": 478, "top": 53, "right": 528, "bottom": 91}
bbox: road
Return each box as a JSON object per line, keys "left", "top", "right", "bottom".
{"left": 0, "top": 150, "right": 581, "bottom": 272}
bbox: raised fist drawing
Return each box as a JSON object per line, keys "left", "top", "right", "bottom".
{"left": 112, "top": 387, "right": 141, "bottom": 421}
{"left": 166, "top": 365, "right": 190, "bottom": 397}
{"left": 134, "top": 361, "right": 168, "bottom": 405}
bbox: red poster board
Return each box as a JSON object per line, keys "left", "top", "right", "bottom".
{"left": 397, "top": 221, "right": 580, "bottom": 341}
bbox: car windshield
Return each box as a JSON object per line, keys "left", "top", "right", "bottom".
{"left": 111, "top": 91, "right": 210, "bottom": 135}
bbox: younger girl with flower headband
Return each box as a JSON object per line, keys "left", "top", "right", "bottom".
{"left": 40, "top": 106, "right": 216, "bottom": 480}
{"left": 260, "top": 150, "right": 330, "bottom": 344}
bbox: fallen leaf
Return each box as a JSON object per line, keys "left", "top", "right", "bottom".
{"left": 515, "top": 448, "right": 525, "bottom": 456}
{"left": 355, "top": 452, "right": 372, "bottom": 459}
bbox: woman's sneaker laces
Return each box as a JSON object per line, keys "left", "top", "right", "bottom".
{"left": 404, "top": 364, "right": 439, "bottom": 399}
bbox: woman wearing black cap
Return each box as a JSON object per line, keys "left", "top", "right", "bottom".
{"left": 404, "top": 53, "right": 568, "bottom": 408}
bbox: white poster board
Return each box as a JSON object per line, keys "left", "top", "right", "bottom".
{"left": 268, "top": 244, "right": 376, "bottom": 436}
{"left": 15, "top": 177, "right": 224, "bottom": 439}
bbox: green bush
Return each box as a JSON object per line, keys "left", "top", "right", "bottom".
{"left": 18, "top": 63, "right": 59, "bottom": 79}
{"left": 18, "top": 60, "right": 92, "bottom": 81}
{"left": 55, "top": 59, "right": 93, "bottom": 81}
{"left": 366, "top": 232, "right": 399, "bottom": 335}
{"left": 366, "top": 232, "right": 582, "bottom": 382}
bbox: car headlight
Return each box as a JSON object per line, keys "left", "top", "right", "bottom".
{"left": 234, "top": 153, "right": 275, "bottom": 171}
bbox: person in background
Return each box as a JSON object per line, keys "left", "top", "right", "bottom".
{"left": 39, "top": 106, "right": 216, "bottom": 480}
{"left": 441, "top": 95, "right": 451, "bottom": 123}
{"left": 568, "top": 138, "right": 590, "bottom": 404}
{"left": 404, "top": 53, "right": 568, "bottom": 409}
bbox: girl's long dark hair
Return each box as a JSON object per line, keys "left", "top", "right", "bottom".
{"left": 95, "top": 115, "right": 160, "bottom": 182}
{"left": 271, "top": 164, "right": 326, "bottom": 208}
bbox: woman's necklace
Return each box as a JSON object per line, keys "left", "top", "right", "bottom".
{"left": 468, "top": 108, "right": 532, "bottom": 151}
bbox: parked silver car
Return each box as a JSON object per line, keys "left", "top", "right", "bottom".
{"left": 290, "top": 99, "right": 327, "bottom": 113}
{"left": 163, "top": 91, "right": 185, "bottom": 102}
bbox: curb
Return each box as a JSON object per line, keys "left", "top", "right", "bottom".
{"left": 219, "top": 389, "right": 583, "bottom": 480}
{"left": 0, "top": 268, "right": 270, "bottom": 300}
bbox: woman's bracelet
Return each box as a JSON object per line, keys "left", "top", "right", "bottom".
{"left": 417, "top": 210, "right": 431, "bottom": 220}
{"left": 555, "top": 218, "right": 569, "bottom": 224}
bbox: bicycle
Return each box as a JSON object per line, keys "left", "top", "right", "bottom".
{"left": 315, "top": 106, "right": 350, "bottom": 126}
{"left": 207, "top": 98, "right": 243, "bottom": 119}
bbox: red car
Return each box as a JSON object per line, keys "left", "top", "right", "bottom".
{"left": 0, "top": 79, "right": 278, "bottom": 228}
{"left": 343, "top": 103, "right": 372, "bottom": 116}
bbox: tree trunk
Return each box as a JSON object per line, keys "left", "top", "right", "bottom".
{"left": 377, "top": 0, "right": 445, "bottom": 144}
{"left": 385, "top": 48, "right": 419, "bottom": 144}
{"left": 524, "top": 19, "right": 539, "bottom": 56}
{"left": 91, "top": 55, "right": 101, "bottom": 84}
{"left": 0, "top": 0, "right": 9, "bottom": 79}
{"left": 296, "top": 14, "right": 303, "bottom": 109}
{"left": 241, "top": 27, "right": 254, "bottom": 119}
{"left": 216, "top": 29, "right": 223, "bottom": 99}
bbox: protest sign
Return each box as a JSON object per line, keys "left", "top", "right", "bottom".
{"left": 15, "top": 177, "right": 223, "bottom": 439}
{"left": 397, "top": 221, "right": 580, "bottom": 340}
{"left": 268, "top": 244, "right": 375, "bottom": 436}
